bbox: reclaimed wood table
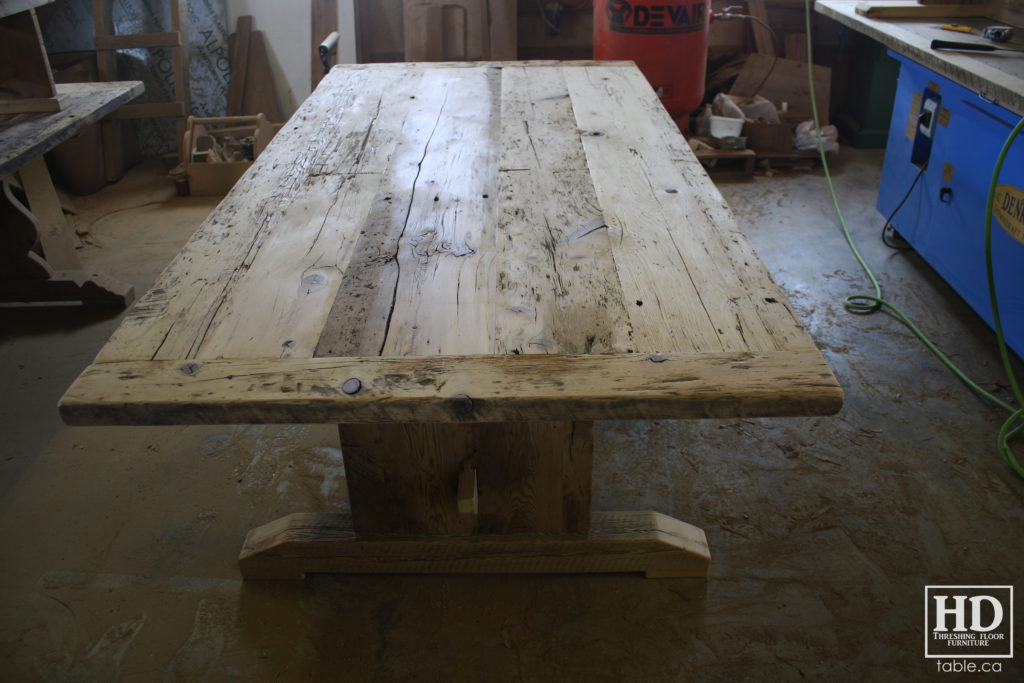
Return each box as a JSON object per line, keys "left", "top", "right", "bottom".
{"left": 59, "top": 62, "right": 843, "bottom": 579}
{"left": 1, "top": 81, "right": 143, "bottom": 307}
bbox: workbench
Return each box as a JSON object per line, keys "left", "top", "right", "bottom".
{"left": 0, "top": 81, "right": 143, "bottom": 307}
{"left": 59, "top": 62, "right": 843, "bottom": 579}
{"left": 817, "top": 1, "right": 1024, "bottom": 357}
{"left": 816, "top": 1, "right": 1024, "bottom": 116}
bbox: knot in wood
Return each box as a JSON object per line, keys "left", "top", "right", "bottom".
{"left": 180, "top": 362, "right": 201, "bottom": 376}
{"left": 648, "top": 352, "right": 667, "bottom": 363}
{"left": 453, "top": 393, "right": 474, "bottom": 415}
{"left": 341, "top": 378, "right": 362, "bottom": 395}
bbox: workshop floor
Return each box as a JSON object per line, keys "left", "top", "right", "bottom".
{"left": 1, "top": 150, "right": 1022, "bottom": 681}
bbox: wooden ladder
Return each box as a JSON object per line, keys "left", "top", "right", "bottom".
{"left": 92, "top": 0, "right": 191, "bottom": 179}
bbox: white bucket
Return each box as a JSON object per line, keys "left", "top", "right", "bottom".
{"left": 709, "top": 115, "right": 744, "bottom": 139}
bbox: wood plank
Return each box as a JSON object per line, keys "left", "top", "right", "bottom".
{"left": 854, "top": 3, "right": 984, "bottom": 18}
{"left": 241, "top": 32, "right": 282, "bottom": 122}
{"left": 564, "top": 65, "right": 782, "bottom": 354}
{"left": 784, "top": 32, "right": 808, "bottom": 62}
{"left": 404, "top": 2, "right": 444, "bottom": 61}
{"left": 307, "top": 60, "right": 635, "bottom": 70}
{"left": 339, "top": 420, "right": 591, "bottom": 535}
{"left": 170, "top": 0, "right": 189, "bottom": 162}
{"left": 404, "top": 0, "right": 489, "bottom": 60}
{"left": 377, "top": 66, "right": 499, "bottom": 355}
{"left": 136, "top": 68, "right": 399, "bottom": 362}
{"left": 0, "top": 9, "right": 56, "bottom": 100}
{"left": 17, "top": 156, "right": 79, "bottom": 269}
{"left": 107, "top": 101, "right": 185, "bottom": 120}
{"left": 488, "top": 0, "right": 517, "bottom": 60}
{"left": 227, "top": 15, "right": 252, "bottom": 117}
{"left": 58, "top": 350, "right": 844, "bottom": 426}
{"left": 312, "top": 0, "right": 338, "bottom": 89}
{"left": 237, "top": 510, "right": 710, "bottom": 580}
{"left": 0, "top": 176, "right": 52, "bottom": 279}
{"left": 668, "top": 153, "right": 821, "bottom": 352}
{"left": 93, "top": 31, "right": 181, "bottom": 51}
{"left": 0, "top": 95, "right": 62, "bottom": 114}
{"left": 91, "top": 0, "right": 114, "bottom": 80}
{"left": 992, "top": 0, "right": 1024, "bottom": 26}
{"left": 315, "top": 67, "right": 489, "bottom": 357}
{"left": 494, "top": 65, "right": 632, "bottom": 355}
{"left": 92, "top": 0, "right": 120, "bottom": 181}
{"left": 747, "top": 0, "right": 776, "bottom": 55}
{"left": 355, "top": 0, "right": 404, "bottom": 63}
{"left": 0, "top": 81, "right": 144, "bottom": 178}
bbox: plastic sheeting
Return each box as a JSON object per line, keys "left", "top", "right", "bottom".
{"left": 41, "top": 0, "right": 230, "bottom": 157}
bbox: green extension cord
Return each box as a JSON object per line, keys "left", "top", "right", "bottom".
{"left": 802, "top": 0, "right": 1023, "bottom": 478}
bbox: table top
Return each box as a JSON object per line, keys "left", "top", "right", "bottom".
{"left": 0, "top": 81, "right": 145, "bottom": 177}
{"left": 816, "top": 1, "right": 1024, "bottom": 116}
{"left": 59, "top": 61, "right": 842, "bottom": 426}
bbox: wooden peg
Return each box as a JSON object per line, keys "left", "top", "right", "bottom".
{"left": 457, "top": 466, "right": 478, "bottom": 516}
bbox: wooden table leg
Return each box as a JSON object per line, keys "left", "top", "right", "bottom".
{"left": 0, "top": 167, "right": 135, "bottom": 308}
{"left": 238, "top": 421, "right": 710, "bottom": 580}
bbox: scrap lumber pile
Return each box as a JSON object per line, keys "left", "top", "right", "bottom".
{"left": 696, "top": 0, "right": 838, "bottom": 173}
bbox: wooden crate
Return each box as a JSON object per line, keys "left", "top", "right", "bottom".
{"left": 182, "top": 114, "right": 275, "bottom": 196}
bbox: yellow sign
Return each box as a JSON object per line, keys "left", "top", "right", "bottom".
{"left": 994, "top": 184, "right": 1024, "bottom": 245}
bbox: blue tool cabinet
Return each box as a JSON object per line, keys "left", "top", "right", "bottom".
{"left": 879, "top": 51, "right": 1024, "bottom": 358}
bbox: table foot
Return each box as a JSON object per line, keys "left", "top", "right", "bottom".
{"left": 238, "top": 510, "right": 710, "bottom": 580}
{"left": 0, "top": 269, "right": 135, "bottom": 308}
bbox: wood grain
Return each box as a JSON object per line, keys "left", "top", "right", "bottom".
{"left": 238, "top": 510, "right": 710, "bottom": 579}
{"left": 566, "top": 65, "right": 783, "bottom": 354}
{"left": 62, "top": 63, "right": 840, "bottom": 427}
{"left": 17, "top": 156, "right": 79, "bottom": 270}
{"left": 747, "top": 0, "right": 776, "bottom": 55}
{"left": 227, "top": 16, "right": 251, "bottom": 117}
{"left": 241, "top": 32, "right": 281, "bottom": 122}
{"left": 339, "top": 420, "right": 592, "bottom": 535}
{"left": 0, "top": 8, "right": 57, "bottom": 101}
{"left": 312, "top": 0, "right": 338, "bottom": 89}
{"left": 0, "top": 81, "right": 144, "bottom": 178}
{"left": 59, "top": 350, "right": 843, "bottom": 425}
{"left": 404, "top": 0, "right": 488, "bottom": 61}
{"left": 494, "top": 65, "right": 632, "bottom": 355}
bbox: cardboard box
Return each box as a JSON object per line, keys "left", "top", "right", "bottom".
{"left": 742, "top": 122, "right": 794, "bottom": 153}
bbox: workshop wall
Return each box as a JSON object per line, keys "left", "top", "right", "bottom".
{"left": 225, "top": 0, "right": 358, "bottom": 116}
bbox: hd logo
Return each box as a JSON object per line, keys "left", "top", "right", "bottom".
{"left": 606, "top": 0, "right": 707, "bottom": 35}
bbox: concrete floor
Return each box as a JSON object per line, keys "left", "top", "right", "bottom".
{"left": 1, "top": 150, "right": 1022, "bottom": 681}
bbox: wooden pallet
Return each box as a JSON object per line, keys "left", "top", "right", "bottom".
{"left": 696, "top": 148, "right": 826, "bottom": 178}
{"left": 694, "top": 148, "right": 757, "bottom": 178}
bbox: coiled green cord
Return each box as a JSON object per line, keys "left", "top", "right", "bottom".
{"left": 803, "top": 0, "right": 1023, "bottom": 478}
{"left": 985, "top": 117, "right": 1024, "bottom": 476}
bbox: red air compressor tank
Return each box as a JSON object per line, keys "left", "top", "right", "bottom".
{"left": 594, "top": 0, "right": 711, "bottom": 120}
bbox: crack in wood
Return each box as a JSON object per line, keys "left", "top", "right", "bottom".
{"left": 378, "top": 90, "right": 450, "bottom": 356}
